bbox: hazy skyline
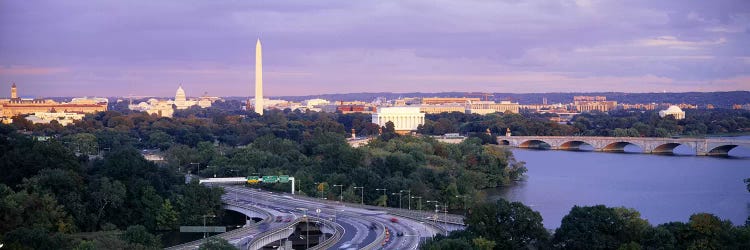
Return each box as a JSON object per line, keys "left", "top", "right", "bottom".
{"left": 1, "top": 0, "right": 749, "bottom": 97}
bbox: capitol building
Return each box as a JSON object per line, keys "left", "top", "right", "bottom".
{"left": 128, "top": 85, "right": 220, "bottom": 117}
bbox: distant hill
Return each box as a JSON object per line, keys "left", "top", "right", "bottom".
{"left": 268, "top": 91, "right": 750, "bottom": 108}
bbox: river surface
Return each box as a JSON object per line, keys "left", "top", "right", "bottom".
{"left": 487, "top": 136, "right": 750, "bottom": 229}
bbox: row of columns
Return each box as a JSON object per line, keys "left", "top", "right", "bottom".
{"left": 376, "top": 114, "right": 425, "bottom": 130}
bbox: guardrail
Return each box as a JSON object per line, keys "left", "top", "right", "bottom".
{"left": 246, "top": 217, "right": 302, "bottom": 250}
{"left": 309, "top": 216, "right": 345, "bottom": 250}
{"left": 164, "top": 198, "right": 273, "bottom": 250}
{"left": 290, "top": 193, "right": 465, "bottom": 226}
{"left": 360, "top": 220, "right": 387, "bottom": 250}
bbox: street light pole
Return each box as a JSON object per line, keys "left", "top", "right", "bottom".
{"left": 393, "top": 192, "right": 403, "bottom": 209}
{"left": 189, "top": 162, "right": 199, "bottom": 171}
{"left": 202, "top": 214, "right": 216, "bottom": 239}
{"left": 297, "top": 208, "right": 309, "bottom": 249}
{"left": 376, "top": 188, "right": 387, "bottom": 207}
{"left": 411, "top": 196, "right": 422, "bottom": 210}
{"left": 251, "top": 172, "right": 260, "bottom": 204}
{"left": 426, "top": 200, "right": 440, "bottom": 225}
{"left": 400, "top": 190, "right": 411, "bottom": 210}
{"left": 333, "top": 184, "right": 343, "bottom": 202}
{"left": 353, "top": 186, "right": 364, "bottom": 205}
{"left": 456, "top": 195, "right": 469, "bottom": 216}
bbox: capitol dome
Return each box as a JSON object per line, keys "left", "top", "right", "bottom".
{"left": 175, "top": 85, "right": 186, "bottom": 103}
{"left": 659, "top": 105, "right": 685, "bottom": 120}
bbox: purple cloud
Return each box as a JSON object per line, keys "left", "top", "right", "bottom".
{"left": 0, "top": 0, "right": 748, "bottom": 97}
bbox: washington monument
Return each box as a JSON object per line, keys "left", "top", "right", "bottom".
{"left": 254, "top": 38, "right": 264, "bottom": 115}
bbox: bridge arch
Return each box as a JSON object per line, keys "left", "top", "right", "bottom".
{"left": 601, "top": 141, "right": 643, "bottom": 153}
{"left": 558, "top": 141, "right": 595, "bottom": 151}
{"left": 518, "top": 140, "right": 551, "bottom": 149}
{"left": 652, "top": 143, "right": 682, "bottom": 154}
{"left": 707, "top": 144, "right": 739, "bottom": 156}
{"left": 498, "top": 139, "right": 510, "bottom": 145}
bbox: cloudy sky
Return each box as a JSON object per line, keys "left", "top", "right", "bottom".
{"left": 1, "top": 0, "right": 749, "bottom": 97}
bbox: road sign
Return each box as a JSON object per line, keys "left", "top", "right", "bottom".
{"left": 262, "top": 176, "right": 278, "bottom": 183}
{"left": 247, "top": 176, "right": 260, "bottom": 184}
{"left": 279, "top": 175, "right": 290, "bottom": 183}
{"left": 179, "top": 226, "right": 226, "bottom": 233}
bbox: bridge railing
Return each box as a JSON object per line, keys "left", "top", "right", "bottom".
{"left": 245, "top": 217, "right": 302, "bottom": 250}
{"left": 289, "top": 193, "right": 465, "bottom": 227}
{"left": 163, "top": 197, "right": 273, "bottom": 250}
{"left": 309, "top": 216, "right": 345, "bottom": 250}
{"left": 360, "top": 220, "right": 387, "bottom": 250}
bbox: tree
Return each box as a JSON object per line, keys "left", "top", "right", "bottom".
{"left": 90, "top": 177, "right": 126, "bottom": 227}
{"left": 553, "top": 205, "right": 628, "bottom": 250}
{"left": 156, "top": 199, "right": 179, "bottom": 231}
{"left": 122, "top": 225, "right": 161, "bottom": 249}
{"left": 466, "top": 199, "right": 549, "bottom": 249}
{"left": 472, "top": 236, "right": 496, "bottom": 250}
{"left": 199, "top": 238, "right": 238, "bottom": 250}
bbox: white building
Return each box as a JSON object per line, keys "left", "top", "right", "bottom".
{"left": 302, "top": 98, "right": 330, "bottom": 108}
{"left": 659, "top": 105, "right": 685, "bottom": 120}
{"left": 372, "top": 106, "right": 425, "bottom": 132}
{"left": 466, "top": 100, "right": 520, "bottom": 115}
{"left": 129, "top": 99, "right": 175, "bottom": 117}
{"left": 174, "top": 85, "right": 197, "bottom": 110}
{"left": 26, "top": 112, "right": 86, "bottom": 126}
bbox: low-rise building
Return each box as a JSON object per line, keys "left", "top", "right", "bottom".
{"left": 372, "top": 106, "right": 425, "bottom": 133}
{"left": 25, "top": 111, "right": 86, "bottom": 126}
{"left": 659, "top": 105, "right": 685, "bottom": 120}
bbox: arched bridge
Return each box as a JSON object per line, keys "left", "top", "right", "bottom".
{"left": 497, "top": 136, "right": 750, "bottom": 156}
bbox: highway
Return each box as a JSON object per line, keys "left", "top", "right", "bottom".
{"left": 222, "top": 185, "right": 451, "bottom": 249}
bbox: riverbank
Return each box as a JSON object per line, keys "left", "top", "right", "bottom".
{"left": 485, "top": 148, "right": 750, "bottom": 229}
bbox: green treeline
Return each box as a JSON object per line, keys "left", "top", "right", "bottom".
{"left": 418, "top": 109, "right": 750, "bottom": 137}
{"left": 0, "top": 126, "right": 224, "bottom": 249}
{"left": 3, "top": 105, "right": 749, "bottom": 249}
{"left": 1, "top": 107, "right": 525, "bottom": 249}
{"left": 423, "top": 200, "right": 750, "bottom": 250}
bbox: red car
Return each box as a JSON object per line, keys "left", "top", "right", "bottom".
{"left": 390, "top": 217, "right": 398, "bottom": 223}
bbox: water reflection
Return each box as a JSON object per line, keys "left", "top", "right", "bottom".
{"left": 488, "top": 137, "right": 750, "bottom": 229}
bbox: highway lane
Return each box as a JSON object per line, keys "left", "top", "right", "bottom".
{"left": 224, "top": 186, "right": 381, "bottom": 249}
{"left": 221, "top": 185, "right": 457, "bottom": 249}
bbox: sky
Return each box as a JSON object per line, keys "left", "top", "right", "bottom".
{"left": 1, "top": 0, "right": 749, "bottom": 97}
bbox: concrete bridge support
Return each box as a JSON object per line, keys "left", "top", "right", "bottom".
{"left": 498, "top": 136, "right": 749, "bottom": 156}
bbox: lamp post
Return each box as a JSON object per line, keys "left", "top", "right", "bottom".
{"left": 297, "top": 208, "right": 309, "bottom": 249}
{"left": 314, "top": 182, "right": 327, "bottom": 199}
{"left": 251, "top": 172, "right": 260, "bottom": 204}
{"left": 400, "top": 190, "right": 411, "bottom": 210}
{"left": 392, "top": 192, "right": 403, "bottom": 209}
{"left": 411, "top": 196, "right": 422, "bottom": 210}
{"left": 189, "top": 162, "right": 200, "bottom": 174}
{"left": 456, "top": 195, "right": 469, "bottom": 216}
{"left": 376, "top": 188, "right": 387, "bottom": 207}
{"left": 353, "top": 186, "right": 364, "bottom": 205}
{"left": 225, "top": 169, "right": 239, "bottom": 201}
{"left": 202, "top": 214, "right": 216, "bottom": 239}
{"left": 426, "top": 200, "right": 441, "bottom": 226}
{"left": 333, "top": 184, "right": 344, "bottom": 202}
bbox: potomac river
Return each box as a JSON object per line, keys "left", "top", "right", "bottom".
{"left": 488, "top": 136, "right": 750, "bottom": 229}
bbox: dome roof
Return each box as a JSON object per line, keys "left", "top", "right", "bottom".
{"left": 665, "top": 105, "right": 683, "bottom": 112}
{"left": 175, "top": 85, "right": 186, "bottom": 102}
{"left": 176, "top": 85, "right": 185, "bottom": 95}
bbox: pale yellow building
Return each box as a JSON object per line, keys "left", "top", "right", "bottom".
{"left": 659, "top": 106, "right": 685, "bottom": 120}
{"left": 372, "top": 106, "right": 425, "bottom": 132}
{"left": 466, "top": 101, "right": 520, "bottom": 114}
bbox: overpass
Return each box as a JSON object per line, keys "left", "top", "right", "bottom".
{"left": 497, "top": 136, "right": 750, "bottom": 156}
